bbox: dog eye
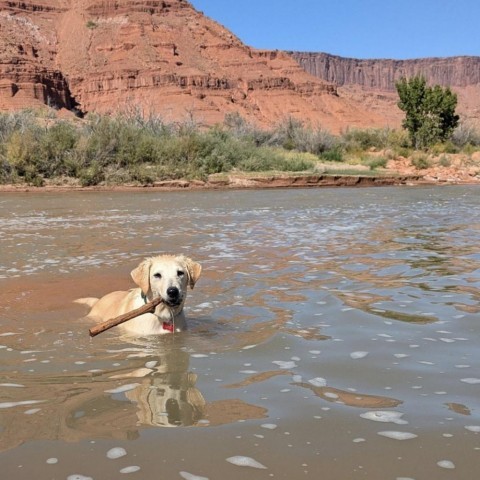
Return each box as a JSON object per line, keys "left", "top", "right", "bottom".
{"left": 177, "top": 270, "right": 185, "bottom": 277}
{"left": 153, "top": 273, "right": 162, "bottom": 279}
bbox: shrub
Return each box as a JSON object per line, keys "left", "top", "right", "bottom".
{"left": 365, "top": 156, "right": 388, "bottom": 170}
{"left": 411, "top": 154, "right": 431, "bottom": 170}
{"left": 37, "top": 122, "right": 79, "bottom": 176}
{"left": 343, "top": 128, "right": 386, "bottom": 151}
{"left": 321, "top": 147, "right": 344, "bottom": 162}
{"left": 79, "top": 162, "right": 105, "bottom": 186}
{"left": 451, "top": 122, "right": 480, "bottom": 148}
{"left": 267, "top": 117, "right": 337, "bottom": 155}
{"left": 438, "top": 155, "right": 451, "bottom": 167}
{"left": 6, "top": 129, "right": 40, "bottom": 176}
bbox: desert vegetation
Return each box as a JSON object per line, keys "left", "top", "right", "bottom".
{"left": 0, "top": 109, "right": 479, "bottom": 187}
{"left": 396, "top": 76, "right": 460, "bottom": 149}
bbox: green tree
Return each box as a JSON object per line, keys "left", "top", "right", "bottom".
{"left": 396, "top": 76, "right": 459, "bottom": 149}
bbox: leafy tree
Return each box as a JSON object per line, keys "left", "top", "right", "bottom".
{"left": 396, "top": 76, "right": 459, "bottom": 149}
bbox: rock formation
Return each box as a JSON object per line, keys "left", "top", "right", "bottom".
{"left": 290, "top": 52, "right": 480, "bottom": 127}
{"left": 2, "top": 1, "right": 478, "bottom": 131}
{"left": 0, "top": 0, "right": 385, "bottom": 132}
{"left": 289, "top": 52, "right": 480, "bottom": 90}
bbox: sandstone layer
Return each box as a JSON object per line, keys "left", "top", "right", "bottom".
{"left": 2, "top": 1, "right": 479, "bottom": 132}
{"left": 0, "top": 0, "right": 386, "bottom": 132}
{"left": 290, "top": 52, "right": 480, "bottom": 127}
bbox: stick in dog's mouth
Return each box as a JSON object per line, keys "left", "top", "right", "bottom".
{"left": 89, "top": 296, "right": 164, "bottom": 337}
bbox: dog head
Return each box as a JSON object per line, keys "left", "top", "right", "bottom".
{"left": 131, "top": 254, "right": 202, "bottom": 308}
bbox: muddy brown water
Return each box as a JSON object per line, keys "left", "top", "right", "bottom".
{"left": 1, "top": 186, "right": 479, "bottom": 480}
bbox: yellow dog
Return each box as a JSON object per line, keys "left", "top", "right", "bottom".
{"left": 77, "top": 255, "right": 201, "bottom": 335}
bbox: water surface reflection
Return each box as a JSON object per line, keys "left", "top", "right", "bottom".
{"left": 1, "top": 186, "right": 480, "bottom": 479}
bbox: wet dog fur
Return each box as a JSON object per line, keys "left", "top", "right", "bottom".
{"left": 76, "top": 254, "right": 201, "bottom": 335}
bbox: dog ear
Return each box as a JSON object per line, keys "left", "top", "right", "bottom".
{"left": 131, "top": 258, "right": 152, "bottom": 295}
{"left": 181, "top": 256, "right": 202, "bottom": 289}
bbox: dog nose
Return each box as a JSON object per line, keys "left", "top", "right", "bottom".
{"left": 167, "top": 286, "right": 179, "bottom": 299}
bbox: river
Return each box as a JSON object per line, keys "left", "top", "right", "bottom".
{"left": 1, "top": 185, "right": 479, "bottom": 479}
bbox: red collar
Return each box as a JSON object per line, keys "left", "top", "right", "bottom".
{"left": 163, "top": 322, "right": 174, "bottom": 332}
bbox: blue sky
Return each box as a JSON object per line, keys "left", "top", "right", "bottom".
{"left": 190, "top": 0, "right": 479, "bottom": 59}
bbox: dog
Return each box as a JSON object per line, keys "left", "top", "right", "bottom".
{"left": 77, "top": 254, "right": 201, "bottom": 335}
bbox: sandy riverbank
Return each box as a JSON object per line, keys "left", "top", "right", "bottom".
{"left": 1, "top": 171, "right": 472, "bottom": 193}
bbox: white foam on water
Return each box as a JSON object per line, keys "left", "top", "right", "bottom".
{"left": 309, "top": 350, "right": 321, "bottom": 355}
{"left": 0, "top": 400, "right": 44, "bottom": 409}
{"left": 272, "top": 360, "right": 297, "bottom": 369}
{"left": 226, "top": 456, "right": 267, "bottom": 469}
{"left": 144, "top": 361, "right": 157, "bottom": 369}
{"left": 465, "top": 426, "right": 480, "bottom": 433}
{"left": 324, "top": 392, "right": 338, "bottom": 399}
{"left": 461, "top": 378, "right": 480, "bottom": 384}
{"left": 292, "top": 374, "right": 303, "bottom": 383}
{"left": 119, "top": 466, "right": 140, "bottom": 474}
{"left": 196, "top": 302, "right": 213, "bottom": 309}
{"left": 179, "top": 471, "right": 210, "bottom": 480}
{"left": 393, "top": 354, "right": 409, "bottom": 358}
{"left": 377, "top": 431, "right": 418, "bottom": 440}
{"left": 350, "top": 351, "right": 369, "bottom": 359}
{"left": 46, "top": 458, "right": 58, "bottom": 464}
{"left": 242, "top": 345, "right": 257, "bottom": 350}
{"left": 67, "top": 475, "right": 93, "bottom": 480}
{"left": 106, "top": 447, "right": 127, "bottom": 459}
{"left": 261, "top": 423, "right": 277, "bottom": 430}
{"left": 353, "top": 438, "right": 366, "bottom": 443}
{"left": 106, "top": 348, "right": 146, "bottom": 354}
{"left": 308, "top": 377, "right": 327, "bottom": 387}
{"left": 104, "top": 383, "right": 140, "bottom": 394}
{"left": 239, "top": 370, "right": 258, "bottom": 374}
{"left": 191, "top": 354, "right": 208, "bottom": 358}
{"left": 24, "top": 408, "right": 41, "bottom": 415}
{"left": 360, "top": 411, "right": 408, "bottom": 425}
{"left": 437, "top": 460, "right": 455, "bottom": 469}
{"left": 0, "top": 383, "right": 25, "bottom": 387}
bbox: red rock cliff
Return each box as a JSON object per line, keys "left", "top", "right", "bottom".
{"left": 289, "top": 52, "right": 480, "bottom": 90}
{"left": 289, "top": 52, "right": 480, "bottom": 127}
{"left": 0, "top": 0, "right": 386, "bottom": 131}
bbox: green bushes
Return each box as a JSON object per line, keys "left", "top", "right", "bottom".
{"left": 411, "top": 154, "right": 431, "bottom": 170}
{"left": 0, "top": 112, "right": 319, "bottom": 185}
{"left": 0, "top": 110, "right": 478, "bottom": 186}
{"left": 396, "top": 76, "right": 459, "bottom": 149}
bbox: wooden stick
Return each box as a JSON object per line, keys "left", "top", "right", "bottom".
{"left": 89, "top": 296, "right": 164, "bottom": 337}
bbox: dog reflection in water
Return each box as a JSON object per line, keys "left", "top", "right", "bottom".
{"left": 116, "top": 347, "right": 206, "bottom": 427}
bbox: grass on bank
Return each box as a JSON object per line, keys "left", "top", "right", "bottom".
{"left": 0, "top": 110, "right": 479, "bottom": 187}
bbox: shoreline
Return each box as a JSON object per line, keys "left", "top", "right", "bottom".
{"left": 0, "top": 172, "right": 469, "bottom": 193}
{"left": 0, "top": 172, "right": 479, "bottom": 194}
